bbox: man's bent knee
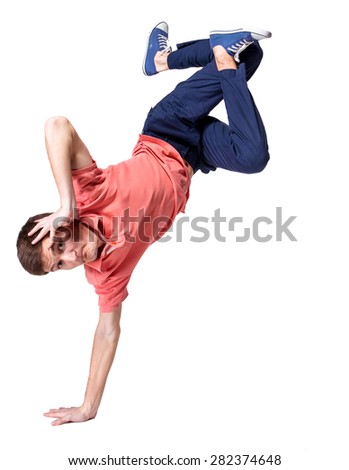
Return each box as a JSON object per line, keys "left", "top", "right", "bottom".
{"left": 239, "top": 150, "right": 270, "bottom": 174}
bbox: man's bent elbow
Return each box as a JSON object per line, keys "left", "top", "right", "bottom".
{"left": 45, "top": 115, "right": 69, "bottom": 127}
{"left": 44, "top": 116, "right": 71, "bottom": 136}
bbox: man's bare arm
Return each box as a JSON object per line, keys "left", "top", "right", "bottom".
{"left": 29, "top": 116, "right": 93, "bottom": 244}
{"left": 44, "top": 305, "right": 122, "bottom": 426}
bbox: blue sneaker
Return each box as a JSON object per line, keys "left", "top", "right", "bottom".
{"left": 210, "top": 27, "right": 272, "bottom": 62}
{"left": 143, "top": 21, "right": 171, "bottom": 76}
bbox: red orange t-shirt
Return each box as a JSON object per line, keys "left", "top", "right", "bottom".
{"left": 71, "top": 135, "right": 191, "bottom": 313}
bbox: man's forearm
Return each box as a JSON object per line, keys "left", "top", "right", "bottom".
{"left": 82, "top": 309, "right": 121, "bottom": 417}
{"left": 43, "top": 308, "right": 122, "bottom": 426}
{"left": 44, "top": 116, "right": 76, "bottom": 211}
{"left": 29, "top": 117, "right": 94, "bottom": 245}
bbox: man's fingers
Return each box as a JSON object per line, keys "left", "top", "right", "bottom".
{"left": 28, "top": 217, "right": 47, "bottom": 236}
{"left": 52, "top": 419, "right": 66, "bottom": 426}
{"left": 44, "top": 407, "right": 72, "bottom": 416}
{"left": 43, "top": 406, "right": 91, "bottom": 426}
{"left": 30, "top": 224, "right": 56, "bottom": 245}
{"left": 28, "top": 224, "right": 41, "bottom": 237}
{"left": 44, "top": 408, "right": 73, "bottom": 426}
{"left": 44, "top": 409, "right": 65, "bottom": 416}
{"left": 31, "top": 228, "right": 46, "bottom": 245}
{"left": 28, "top": 213, "right": 72, "bottom": 244}
{"left": 49, "top": 415, "right": 71, "bottom": 426}
{"left": 44, "top": 410, "right": 67, "bottom": 418}
{"left": 31, "top": 233, "right": 43, "bottom": 245}
{"left": 43, "top": 411, "right": 59, "bottom": 417}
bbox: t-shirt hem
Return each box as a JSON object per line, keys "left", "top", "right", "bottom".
{"left": 98, "top": 290, "right": 129, "bottom": 313}
{"left": 138, "top": 134, "right": 193, "bottom": 180}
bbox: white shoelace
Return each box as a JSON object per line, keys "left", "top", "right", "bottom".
{"left": 158, "top": 33, "right": 172, "bottom": 54}
{"left": 227, "top": 39, "right": 252, "bottom": 62}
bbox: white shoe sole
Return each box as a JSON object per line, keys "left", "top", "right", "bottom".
{"left": 210, "top": 27, "right": 272, "bottom": 39}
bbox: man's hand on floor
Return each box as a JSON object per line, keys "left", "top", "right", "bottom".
{"left": 43, "top": 405, "right": 96, "bottom": 426}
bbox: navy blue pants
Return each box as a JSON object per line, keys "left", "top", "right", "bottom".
{"left": 142, "top": 39, "right": 269, "bottom": 174}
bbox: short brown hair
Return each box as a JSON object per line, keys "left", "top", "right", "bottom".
{"left": 17, "top": 213, "right": 52, "bottom": 276}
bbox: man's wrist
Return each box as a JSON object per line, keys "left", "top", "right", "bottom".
{"left": 80, "top": 401, "right": 98, "bottom": 419}
{"left": 60, "top": 200, "right": 75, "bottom": 214}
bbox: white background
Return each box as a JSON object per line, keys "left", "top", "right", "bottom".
{"left": 1, "top": 1, "right": 348, "bottom": 469}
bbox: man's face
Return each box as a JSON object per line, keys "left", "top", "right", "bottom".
{"left": 41, "top": 222, "right": 102, "bottom": 273}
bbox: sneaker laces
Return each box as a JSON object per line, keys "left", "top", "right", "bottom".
{"left": 158, "top": 33, "right": 172, "bottom": 54}
{"left": 227, "top": 38, "right": 252, "bottom": 62}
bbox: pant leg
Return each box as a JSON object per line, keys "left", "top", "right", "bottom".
{"left": 142, "top": 58, "right": 221, "bottom": 171}
{"left": 168, "top": 39, "right": 213, "bottom": 69}
{"left": 168, "top": 39, "right": 262, "bottom": 80}
{"left": 142, "top": 40, "right": 222, "bottom": 170}
{"left": 197, "top": 42, "right": 269, "bottom": 173}
{"left": 142, "top": 42, "right": 269, "bottom": 174}
{"left": 199, "top": 63, "right": 269, "bottom": 174}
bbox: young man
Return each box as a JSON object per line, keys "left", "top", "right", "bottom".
{"left": 17, "top": 22, "right": 271, "bottom": 426}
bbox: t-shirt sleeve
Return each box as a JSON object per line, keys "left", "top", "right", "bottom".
{"left": 71, "top": 160, "right": 109, "bottom": 207}
{"left": 95, "top": 276, "right": 129, "bottom": 313}
{"left": 84, "top": 266, "right": 130, "bottom": 313}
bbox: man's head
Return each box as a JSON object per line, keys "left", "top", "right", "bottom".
{"left": 17, "top": 213, "right": 52, "bottom": 275}
{"left": 17, "top": 214, "right": 103, "bottom": 275}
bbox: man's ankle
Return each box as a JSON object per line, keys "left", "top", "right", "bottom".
{"left": 212, "top": 46, "right": 237, "bottom": 71}
{"left": 155, "top": 51, "right": 170, "bottom": 73}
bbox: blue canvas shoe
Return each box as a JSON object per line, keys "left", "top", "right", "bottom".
{"left": 210, "top": 27, "right": 272, "bottom": 62}
{"left": 143, "top": 21, "right": 171, "bottom": 76}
